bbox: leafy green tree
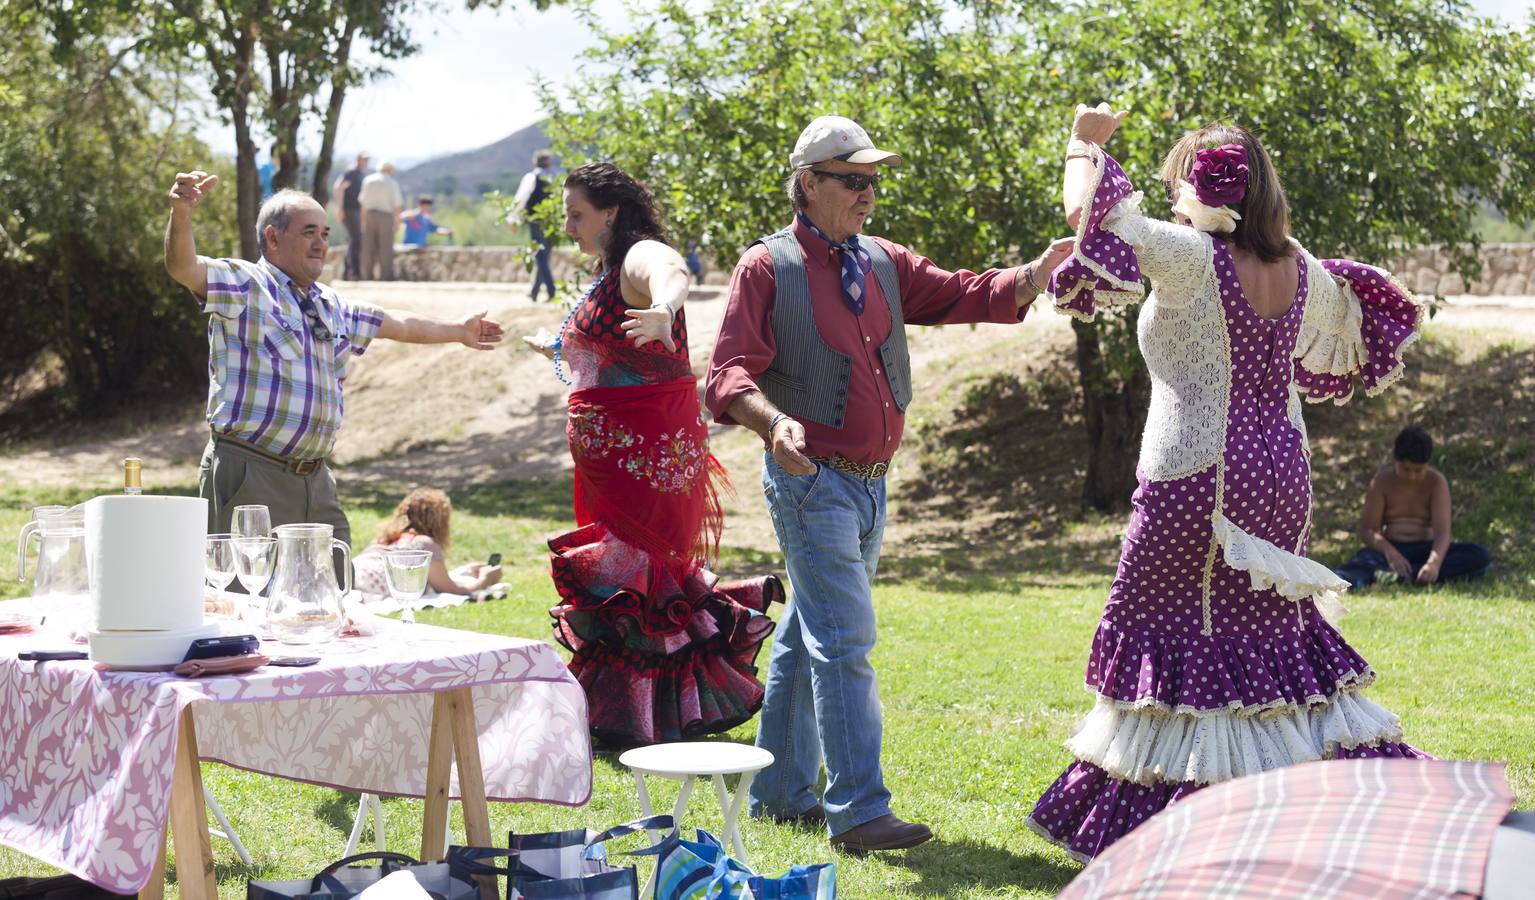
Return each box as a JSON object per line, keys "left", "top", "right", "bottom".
{"left": 25, "top": 0, "right": 564, "bottom": 260}
{"left": 539, "top": 0, "right": 1535, "bottom": 510}
{"left": 0, "top": 12, "right": 239, "bottom": 418}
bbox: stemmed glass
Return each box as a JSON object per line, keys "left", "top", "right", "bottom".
{"left": 233, "top": 536, "right": 277, "bottom": 631}
{"left": 383, "top": 549, "right": 432, "bottom": 625}
{"left": 205, "top": 533, "right": 237, "bottom": 595}
{"left": 231, "top": 504, "right": 272, "bottom": 540}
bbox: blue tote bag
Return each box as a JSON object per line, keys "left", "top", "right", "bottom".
{"left": 642, "top": 828, "right": 834, "bottom": 900}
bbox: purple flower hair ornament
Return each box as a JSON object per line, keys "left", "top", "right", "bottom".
{"left": 1189, "top": 143, "right": 1249, "bottom": 207}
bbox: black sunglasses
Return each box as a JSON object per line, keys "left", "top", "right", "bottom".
{"left": 294, "top": 291, "right": 333, "bottom": 341}
{"left": 811, "top": 169, "right": 881, "bottom": 192}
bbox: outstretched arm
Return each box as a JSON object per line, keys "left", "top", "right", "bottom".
{"left": 164, "top": 170, "right": 219, "bottom": 298}
{"left": 378, "top": 309, "right": 504, "bottom": 349}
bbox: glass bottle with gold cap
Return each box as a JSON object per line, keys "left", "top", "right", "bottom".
{"left": 123, "top": 458, "right": 142, "bottom": 495}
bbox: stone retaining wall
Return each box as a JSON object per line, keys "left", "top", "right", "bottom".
{"left": 323, "top": 243, "right": 1535, "bottom": 295}
{"left": 1390, "top": 244, "right": 1535, "bottom": 296}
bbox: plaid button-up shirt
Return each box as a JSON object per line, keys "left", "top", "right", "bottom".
{"left": 201, "top": 257, "right": 384, "bottom": 460}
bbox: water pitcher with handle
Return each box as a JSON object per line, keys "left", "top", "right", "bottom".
{"left": 267, "top": 523, "right": 351, "bottom": 644}
{"left": 17, "top": 506, "right": 90, "bottom": 604}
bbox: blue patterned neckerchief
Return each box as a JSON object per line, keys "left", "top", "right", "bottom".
{"left": 797, "top": 211, "right": 872, "bottom": 316}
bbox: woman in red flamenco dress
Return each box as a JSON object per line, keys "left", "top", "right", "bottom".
{"left": 522, "top": 162, "right": 781, "bottom": 747}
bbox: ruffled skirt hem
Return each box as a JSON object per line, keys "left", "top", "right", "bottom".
{"left": 548, "top": 521, "right": 782, "bottom": 746}
{"left": 1029, "top": 740, "right": 1430, "bottom": 861}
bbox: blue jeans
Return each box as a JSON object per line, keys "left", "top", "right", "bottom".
{"left": 749, "top": 454, "right": 890, "bottom": 835}
{"left": 529, "top": 222, "right": 555, "bottom": 302}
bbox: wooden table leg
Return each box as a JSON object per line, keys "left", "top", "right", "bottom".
{"left": 445, "top": 686, "right": 497, "bottom": 900}
{"left": 167, "top": 705, "right": 217, "bottom": 900}
{"left": 422, "top": 692, "right": 455, "bottom": 862}
{"left": 446, "top": 687, "right": 491, "bottom": 846}
{"left": 137, "top": 828, "right": 168, "bottom": 900}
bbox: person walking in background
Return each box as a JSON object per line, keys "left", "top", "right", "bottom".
{"left": 400, "top": 195, "right": 452, "bottom": 247}
{"left": 509, "top": 149, "right": 558, "bottom": 302}
{"left": 360, "top": 161, "right": 404, "bottom": 280}
{"left": 162, "top": 170, "right": 503, "bottom": 573}
{"left": 705, "top": 115, "right": 1073, "bottom": 853}
{"left": 520, "top": 162, "right": 782, "bottom": 748}
{"left": 258, "top": 142, "right": 280, "bottom": 202}
{"left": 1026, "top": 103, "right": 1428, "bottom": 862}
{"left": 332, "top": 151, "right": 369, "bottom": 280}
{"left": 1333, "top": 425, "right": 1492, "bottom": 588}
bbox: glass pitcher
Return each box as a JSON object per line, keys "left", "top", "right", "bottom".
{"left": 18, "top": 507, "right": 91, "bottom": 630}
{"left": 267, "top": 523, "right": 351, "bottom": 644}
{"left": 17, "top": 504, "right": 68, "bottom": 581}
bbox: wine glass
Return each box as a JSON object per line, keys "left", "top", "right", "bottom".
{"left": 383, "top": 549, "right": 432, "bottom": 625}
{"left": 205, "top": 533, "right": 237, "bottom": 595}
{"left": 231, "top": 504, "right": 272, "bottom": 539}
{"left": 233, "top": 536, "right": 277, "bottom": 630}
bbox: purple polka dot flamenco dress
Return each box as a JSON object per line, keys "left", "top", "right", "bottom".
{"left": 1028, "top": 146, "right": 1430, "bottom": 862}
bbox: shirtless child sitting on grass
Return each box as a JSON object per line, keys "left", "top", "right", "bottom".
{"left": 1333, "top": 425, "right": 1492, "bottom": 589}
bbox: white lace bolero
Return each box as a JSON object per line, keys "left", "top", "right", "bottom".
{"left": 1046, "top": 144, "right": 1425, "bottom": 483}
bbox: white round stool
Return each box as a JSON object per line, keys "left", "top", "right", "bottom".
{"left": 619, "top": 742, "right": 775, "bottom": 865}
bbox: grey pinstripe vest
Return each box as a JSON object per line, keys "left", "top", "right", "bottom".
{"left": 753, "top": 227, "right": 912, "bottom": 429}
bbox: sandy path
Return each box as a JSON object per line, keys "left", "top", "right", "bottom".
{"left": 6, "top": 282, "right": 1530, "bottom": 503}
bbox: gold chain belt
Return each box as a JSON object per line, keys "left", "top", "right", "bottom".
{"left": 810, "top": 455, "right": 890, "bottom": 480}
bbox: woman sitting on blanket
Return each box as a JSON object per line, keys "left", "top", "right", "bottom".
{"left": 1027, "top": 103, "right": 1430, "bottom": 862}
{"left": 353, "top": 487, "right": 503, "bottom": 605}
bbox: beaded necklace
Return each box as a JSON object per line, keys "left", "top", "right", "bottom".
{"left": 550, "top": 270, "right": 607, "bottom": 386}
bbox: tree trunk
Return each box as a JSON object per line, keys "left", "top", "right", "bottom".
{"left": 311, "top": 23, "right": 356, "bottom": 208}
{"left": 231, "top": 25, "right": 259, "bottom": 261}
{"left": 1072, "top": 318, "right": 1150, "bottom": 512}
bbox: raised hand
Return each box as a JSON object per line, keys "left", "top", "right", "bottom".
{"left": 1071, "top": 102, "right": 1128, "bottom": 146}
{"left": 460, "top": 310, "right": 505, "bottom": 350}
{"left": 621, "top": 304, "right": 678, "bottom": 353}
{"left": 169, "top": 170, "right": 220, "bottom": 213}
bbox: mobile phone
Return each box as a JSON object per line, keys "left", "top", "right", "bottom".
{"left": 18, "top": 650, "right": 89, "bottom": 662}
{"left": 266, "top": 655, "right": 320, "bottom": 667}
{"left": 183, "top": 634, "right": 260, "bottom": 662}
{"left": 486, "top": 552, "right": 503, "bottom": 567}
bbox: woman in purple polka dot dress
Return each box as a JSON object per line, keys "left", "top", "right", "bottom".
{"left": 1027, "top": 104, "right": 1430, "bottom": 862}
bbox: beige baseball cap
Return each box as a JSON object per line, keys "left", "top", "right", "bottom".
{"left": 790, "top": 116, "right": 903, "bottom": 169}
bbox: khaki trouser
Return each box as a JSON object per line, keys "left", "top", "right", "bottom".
{"left": 198, "top": 436, "right": 351, "bottom": 587}
{"left": 360, "top": 209, "right": 396, "bottom": 281}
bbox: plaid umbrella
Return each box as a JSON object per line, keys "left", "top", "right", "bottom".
{"left": 1060, "top": 759, "right": 1514, "bottom": 899}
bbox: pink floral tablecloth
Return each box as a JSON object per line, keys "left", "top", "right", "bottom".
{"left": 0, "top": 604, "right": 592, "bottom": 894}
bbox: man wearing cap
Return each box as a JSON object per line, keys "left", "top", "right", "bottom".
{"left": 705, "top": 116, "right": 1072, "bottom": 851}
{"left": 163, "top": 171, "right": 504, "bottom": 573}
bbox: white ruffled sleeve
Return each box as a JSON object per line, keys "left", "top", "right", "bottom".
{"left": 1293, "top": 253, "right": 1425, "bottom": 404}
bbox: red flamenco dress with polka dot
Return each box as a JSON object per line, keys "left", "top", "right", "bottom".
{"left": 550, "top": 270, "right": 781, "bottom": 747}
{"left": 1031, "top": 145, "right": 1430, "bottom": 861}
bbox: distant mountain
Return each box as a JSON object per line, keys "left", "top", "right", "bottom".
{"left": 396, "top": 121, "right": 551, "bottom": 201}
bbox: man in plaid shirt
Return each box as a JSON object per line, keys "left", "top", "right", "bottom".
{"left": 163, "top": 169, "right": 503, "bottom": 561}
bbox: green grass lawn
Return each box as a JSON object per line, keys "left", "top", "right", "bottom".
{"left": 2, "top": 478, "right": 1531, "bottom": 898}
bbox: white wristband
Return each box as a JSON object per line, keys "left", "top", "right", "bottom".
{"left": 1066, "top": 137, "right": 1097, "bottom": 160}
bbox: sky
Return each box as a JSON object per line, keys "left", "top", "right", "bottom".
{"left": 198, "top": 0, "right": 1535, "bottom": 167}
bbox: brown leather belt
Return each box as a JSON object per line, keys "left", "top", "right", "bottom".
{"left": 810, "top": 455, "right": 890, "bottom": 479}
{"left": 214, "top": 433, "right": 326, "bottom": 476}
